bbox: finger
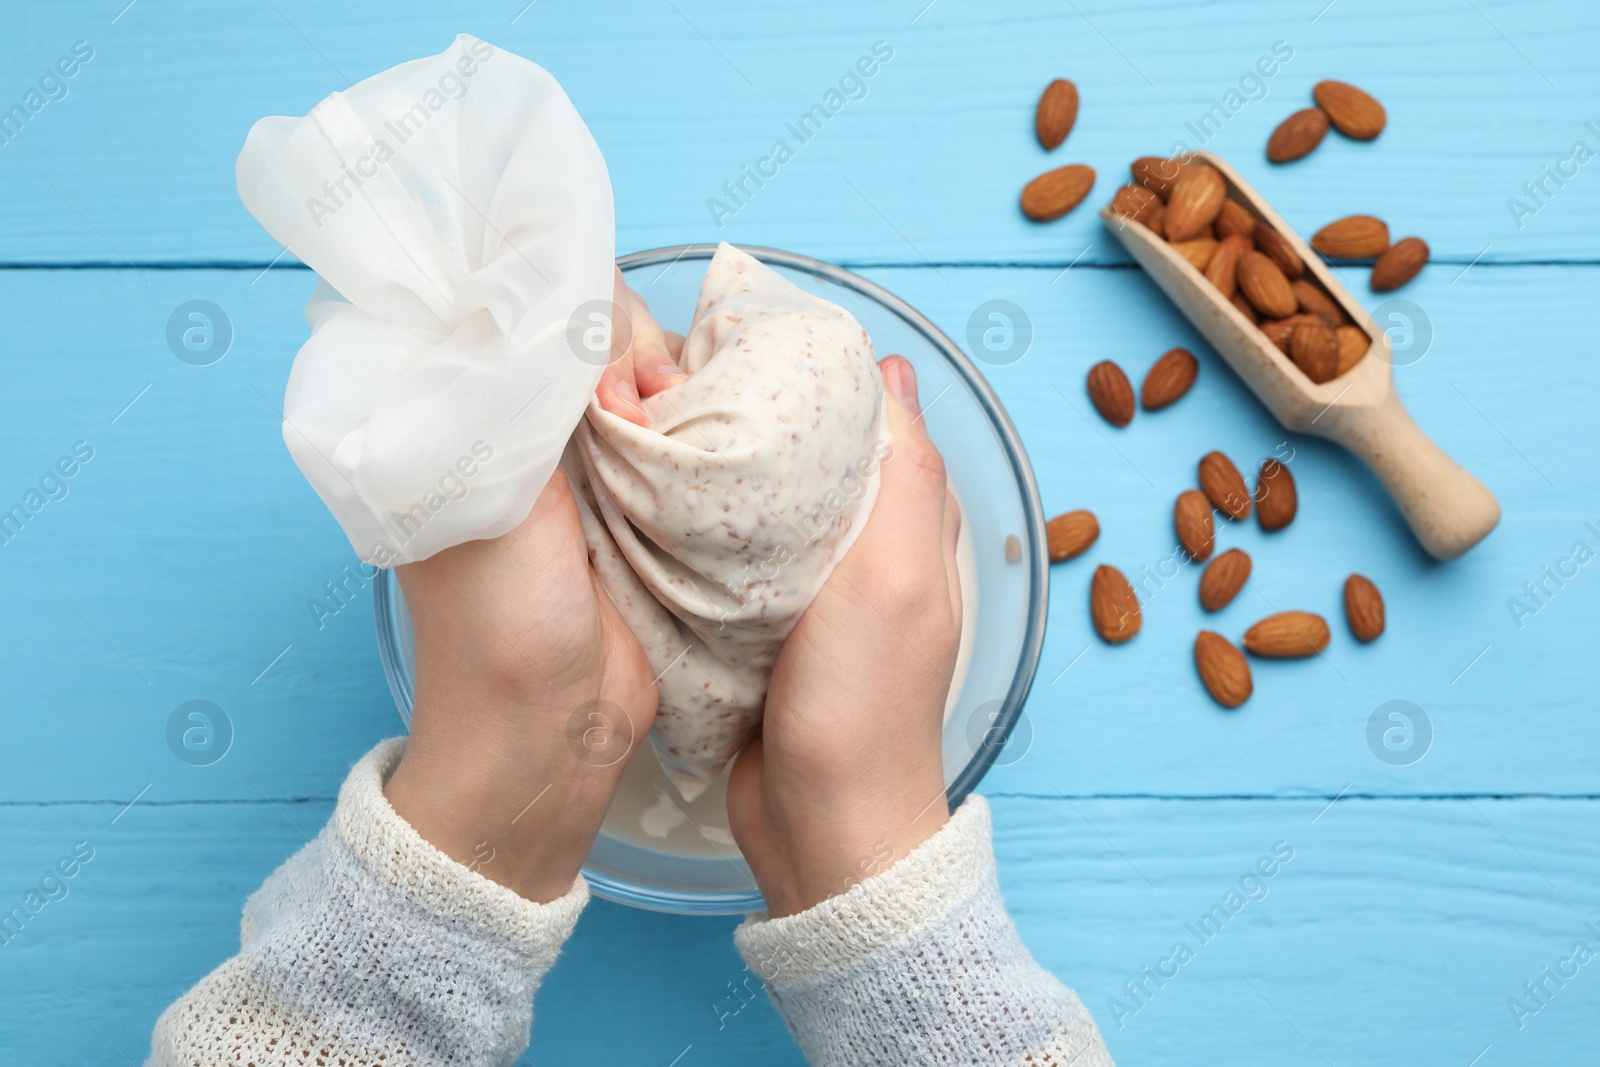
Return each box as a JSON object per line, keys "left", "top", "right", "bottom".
{"left": 596, "top": 269, "right": 648, "bottom": 426}
{"left": 664, "top": 330, "right": 686, "bottom": 362}
{"left": 942, "top": 488, "right": 963, "bottom": 624}
{"left": 857, "top": 356, "right": 949, "bottom": 559}
{"left": 622, "top": 287, "right": 690, "bottom": 399}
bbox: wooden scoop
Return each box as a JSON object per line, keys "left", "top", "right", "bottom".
{"left": 1100, "top": 151, "right": 1499, "bottom": 561}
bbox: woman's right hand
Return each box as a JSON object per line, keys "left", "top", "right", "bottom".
{"left": 727, "top": 356, "right": 965, "bottom": 917}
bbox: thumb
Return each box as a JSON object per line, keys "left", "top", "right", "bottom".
{"left": 863, "top": 356, "right": 950, "bottom": 550}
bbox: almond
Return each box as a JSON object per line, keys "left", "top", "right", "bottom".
{"left": 1260, "top": 313, "right": 1318, "bottom": 353}
{"left": 1199, "top": 549, "right": 1252, "bottom": 612}
{"left": 1175, "top": 489, "right": 1215, "bottom": 562}
{"left": 1267, "top": 108, "right": 1330, "bottom": 163}
{"left": 1236, "top": 250, "right": 1298, "bottom": 318}
{"left": 1243, "top": 611, "right": 1331, "bottom": 658}
{"left": 1087, "top": 360, "right": 1135, "bottom": 426}
{"left": 1091, "top": 564, "right": 1141, "bottom": 644}
{"left": 1046, "top": 509, "right": 1100, "bottom": 562}
{"left": 1111, "top": 183, "right": 1165, "bottom": 230}
{"left": 1371, "top": 236, "right": 1429, "bottom": 291}
{"left": 1256, "top": 457, "right": 1297, "bottom": 531}
{"left": 1253, "top": 224, "right": 1304, "bottom": 279}
{"left": 1021, "top": 164, "right": 1096, "bottom": 221}
{"left": 1194, "top": 631, "right": 1253, "bottom": 707}
{"left": 1144, "top": 203, "right": 1167, "bottom": 238}
{"left": 1170, "top": 237, "right": 1219, "bottom": 272}
{"left": 1035, "top": 79, "right": 1079, "bottom": 150}
{"left": 1313, "top": 80, "right": 1386, "bottom": 140}
{"left": 1312, "top": 215, "right": 1390, "bottom": 259}
{"left": 1165, "top": 164, "right": 1227, "bottom": 242}
{"left": 1215, "top": 199, "right": 1258, "bottom": 241}
{"left": 1344, "top": 573, "right": 1386, "bottom": 641}
{"left": 1198, "top": 451, "right": 1251, "bottom": 520}
{"left": 1141, "top": 347, "right": 1198, "bottom": 410}
{"left": 1292, "top": 279, "right": 1348, "bottom": 326}
{"left": 1290, "top": 318, "right": 1340, "bottom": 384}
{"left": 1131, "top": 155, "right": 1188, "bottom": 201}
{"left": 1230, "top": 291, "right": 1260, "bottom": 325}
{"left": 1335, "top": 324, "right": 1370, "bottom": 375}
{"left": 1204, "top": 233, "right": 1253, "bottom": 299}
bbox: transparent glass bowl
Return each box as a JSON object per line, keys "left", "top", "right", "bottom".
{"left": 374, "top": 245, "right": 1048, "bottom": 914}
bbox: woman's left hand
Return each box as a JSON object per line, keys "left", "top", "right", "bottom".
{"left": 595, "top": 269, "right": 688, "bottom": 427}
{"left": 383, "top": 475, "right": 656, "bottom": 903}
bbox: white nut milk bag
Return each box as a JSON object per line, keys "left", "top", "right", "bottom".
{"left": 570, "top": 243, "right": 886, "bottom": 799}
{"left": 235, "top": 35, "right": 614, "bottom": 565}
{"left": 236, "top": 38, "right": 886, "bottom": 801}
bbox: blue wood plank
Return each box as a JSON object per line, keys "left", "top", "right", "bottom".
{"left": 0, "top": 264, "right": 1593, "bottom": 803}
{"left": 1, "top": 797, "right": 1592, "bottom": 1065}
{"left": 0, "top": 0, "right": 1595, "bottom": 264}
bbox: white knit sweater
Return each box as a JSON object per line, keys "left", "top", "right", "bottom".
{"left": 149, "top": 740, "right": 1111, "bottom": 1066}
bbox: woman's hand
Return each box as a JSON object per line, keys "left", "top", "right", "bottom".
{"left": 727, "top": 356, "right": 964, "bottom": 917}
{"left": 383, "top": 321, "right": 679, "bottom": 903}
{"left": 595, "top": 269, "right": 687, "bottom": 426}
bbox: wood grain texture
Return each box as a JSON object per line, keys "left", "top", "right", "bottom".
{"left": 1, "top": 798, "right": 1593, "bottom": 1065}
{"left": 0, "top": 1, "right": 1595, "bottom": 265}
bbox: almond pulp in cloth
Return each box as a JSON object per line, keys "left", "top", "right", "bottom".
{"left": 569, "top": 243, "right": 886, "bottom": 799}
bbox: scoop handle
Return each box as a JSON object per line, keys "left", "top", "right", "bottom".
{"left": 1319, "top": 391, "right": 1500, "bottom": 560}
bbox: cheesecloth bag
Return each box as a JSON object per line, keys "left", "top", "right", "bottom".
{"left": 568, "top": 243, "right": 886, "bottom": 799}
{"left": 235, "top": 34, "right": 614, "bottom": 565}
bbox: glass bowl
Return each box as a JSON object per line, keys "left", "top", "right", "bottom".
{"left": 374, "top": 244, "right": 1048, "bottom": 914}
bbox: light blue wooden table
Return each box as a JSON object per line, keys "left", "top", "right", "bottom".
{"left": 2, "top": 2, "right": 1597, "bottom": 1063}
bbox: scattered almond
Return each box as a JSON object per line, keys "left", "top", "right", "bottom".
{"left": 1256, "top": 458, "right": 1297, "bottom": 531}
{"left": 1130, "top": 155, "right": 1188, "bottom": 201}
{"left": 1171, "top": 237, "right": 1219, "bottom": 272}
{"left": 1004, "top": 534, "right": 1022, "bottom": 563}
{"left": 1086, "top": 360, "right": 1135, "bottom": 426}
{"left": 1237, "top": 250, "right": 1298, "bottom": 318}
{"left": 1141, "top": 347, "right": 1199, "bottom": 410}
{"left": 1312, "top": 215, "right": 1390, "bottom": 259}
{"left": 1243, "top": 611, "right": 1331, "bottom": 658}
{"left": 1230, "top": 291, "right": 1260, "bottom": 325}
{"left": 1292, "top": 279, "right": 1348, "bottom": 326}
{"left": 1267, "top": 108, "right": 1330, "bottom": 163}
{"left": 1199, "top": 549, "right": 1252, "bottom": 612}
{"left": 1204, "top": 233, "right": 1252, "bottom": 299}
{"left": 1165, "top": 164, "right": 1227, "bottom": 242}
{"left": 1313, "top": 80, "right": 1385, "bottom": 140}
{"left": 1046, "top": 509, "right": 1100, "bottom": 562}
{"left": 1215, "top": 199, "right": 1257, "bottom": 241}
{"left": 1091, "top": 564, "right": 1141, "bottom": 644}
{"left": 1198, "top": 451, "right": 1251, "bottom": 520}
{"left": 1021, "top": 164, "right": 1096, "bottom": 221}
{"left": 1344, "top": 573, "right": 1386, "bottom": 641}
{"left": 1335, "top": 325, "right": 1369, "bottom": 375}
{"left": 1371, "top": 236, "right": 1429, "bottom": 291}
{"left": 1290, "top": 318, "right": 1340, "bottom": 384}
{"left": 1194, "top": 630, "right": 1253, "bottom": 707}
{"left": 1253, "top": 224, "right": 1304, "bottom": 279}
{"left": 1035, "top": 78, "right": 1080, "bottom": 150}
{"left": 1175, "top": 489, "right": 1216, "bottom": 562}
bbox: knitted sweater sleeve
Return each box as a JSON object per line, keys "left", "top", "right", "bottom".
{"left": 733, "top": 794, "right": 1114, "bottom": 1067}
{"left": 147, "top": 738, "right": 587, "bottom": 1067}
